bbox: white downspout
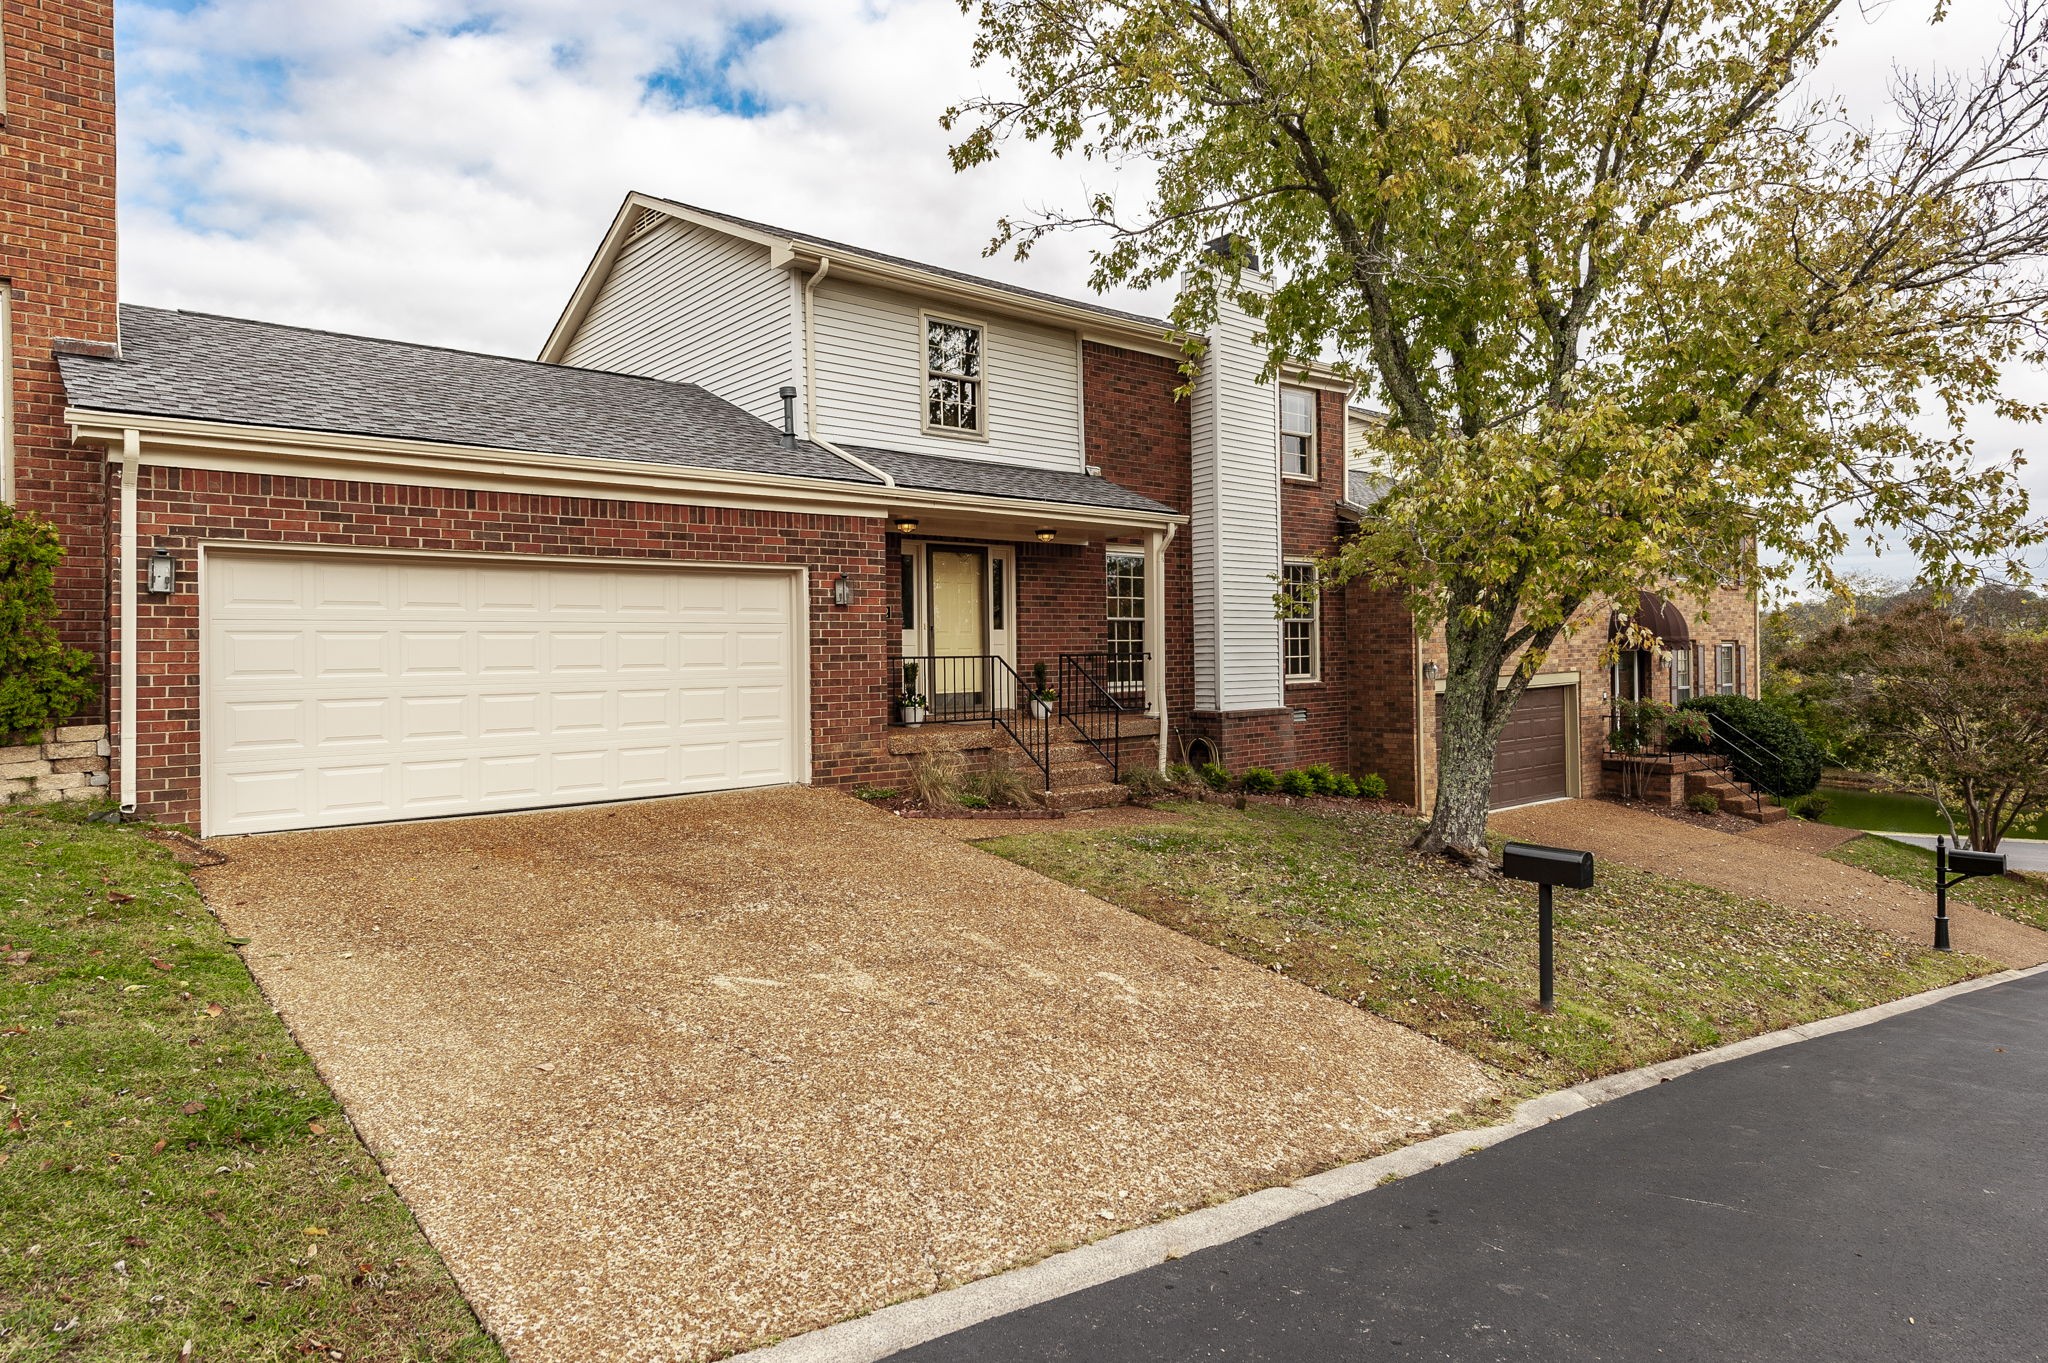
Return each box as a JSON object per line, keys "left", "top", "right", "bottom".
{"left": 799, "top": 256, "right": 894, "bottom": 488}
{"left": 117, "top": 430, "right": 138, "bottom": 814}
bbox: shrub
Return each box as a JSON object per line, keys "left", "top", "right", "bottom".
{"left": 1240, "top": 767, "right": 1279, "bottom": 794}
{"left": 1301, "top": 763, "right": 1339, "bottom": 795}
{"left": 1686, "top": 790, "right": 1722, "bottom": 815}
{"left": 1357, "top": 773, "right": 1390, "bottom": 800}
{"left": 962, "top": 764, "right": 1042, "bottom": 809}
{"left": 1677, "top": 694, "right": 1825, "bottom": 797}
{"left": 1165, "top": 762, "right": 1199, "bottom": 789}
{"left": 1278, "top": 769, "right": 1316, "bottom": 797}
{"left": 1786, "top": 792, "right": 1833, "bottom": 821}
{"left": 908, "top": 751, "right": 965, "bottom": 810}
{"left": 0, "top": 505, "right": 97, "bottom": 740}
{"left": 1197, "top": 761, "right": 1233, "bottom": 791}
{"left": 1330, "top": 774, "right": 1362, "bottom": 799}
{"left": 1119, "top": 766, "right": 1172, "bottom": 798}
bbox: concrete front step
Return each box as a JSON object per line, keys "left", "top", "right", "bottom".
{"left": 1045, "top": 782, "right": 1130, "bottom": 812}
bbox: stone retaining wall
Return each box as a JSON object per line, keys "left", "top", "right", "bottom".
{"left": 0, "top": 725, "right": 112, "bottom": 804}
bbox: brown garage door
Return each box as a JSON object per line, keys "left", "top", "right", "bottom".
{"left": 1436, "top": 685, "right": 1573, "bottom": 809}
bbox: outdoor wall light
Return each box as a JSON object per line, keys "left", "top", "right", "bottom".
{"left": 892, "top": 517, "right": 920, "bottom": 534}
{"left": 833, "top": 573, "right": 853, "bottom": 607}
{"left": 146, "top": 547, "right": 176, "bottom": 595}
{"left": 1034, "top": 527, "right": 1057, "bottom": 543}
{"left": 1422, "top": 660, "right": 1442, "bottom": 680}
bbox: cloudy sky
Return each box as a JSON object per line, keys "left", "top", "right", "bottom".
{"left": 115, "top": 0, "right": 2041, "bottom": 588}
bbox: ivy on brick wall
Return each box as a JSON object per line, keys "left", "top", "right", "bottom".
{"left": 0, "top": 504, "right": 97, "bottom": 740}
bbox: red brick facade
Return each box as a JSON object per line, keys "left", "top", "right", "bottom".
{"left": 3, "top": 0, "right": 120, "bottom": 671}
{"left": 120, "top": 467, "right": 897, "bottom": 826}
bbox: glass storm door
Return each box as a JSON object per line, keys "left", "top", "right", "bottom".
{"left": 927, "top": 547, "right": 988, "bottom": 709}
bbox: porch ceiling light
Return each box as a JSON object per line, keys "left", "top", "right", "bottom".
{"left": 893, "top": 517, "right": 920, "bottom": 534}
{"left": 1035, "top": 527, "right": 1057, "bottom": 542}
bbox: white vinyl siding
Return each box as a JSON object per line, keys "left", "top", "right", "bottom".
{"left": 559, "top": 215, "right": 796, "bottom": 427}
{"left": 1188, "top": 280, "right": 1283, "bottom": 711}
{"left": 812, "top": 277, "right": 1082, "bottom": 471}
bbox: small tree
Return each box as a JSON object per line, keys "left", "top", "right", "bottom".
{"left": 0, "top": 505, "right": 97, "bottom": 739}
{"left": 1788, "top": 601, "right": 2048, "bottom": 851}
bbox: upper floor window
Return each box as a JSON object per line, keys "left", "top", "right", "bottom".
{"left": 1282, "top": 560, "right": 1320, "bottom": 682}
{"left": 1280, "top": 387, "right": 1316, "bottom": 480}
{"left": 924, "top": 314, "right": 984, "bottom": 436}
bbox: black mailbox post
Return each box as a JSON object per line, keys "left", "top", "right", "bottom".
{"left": 1500, "top": 842, "right": 1596, "bottom": 1012}
{"left": 1935, "top": 836, "right": 2008, "bottom": 951}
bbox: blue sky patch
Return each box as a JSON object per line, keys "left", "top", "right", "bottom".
{"left": 642, "top": 17, "right": 783, "bottom": 118}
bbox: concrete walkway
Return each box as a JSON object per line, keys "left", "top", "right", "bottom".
{"left": 885, "top": 970, "right": 2048, "bottom": 1362}
{"left": 1880, "top": 831, "right": 2048, "bottom": 873}
{"left": 1491, "top": 799, "right": 2048, "bottom": 968}
{"left": 196, "top": 788, "right": 1493, "bottom": 1363}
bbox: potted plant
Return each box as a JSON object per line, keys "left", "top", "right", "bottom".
{"left": 1027, "top": 660, "right": 1057, "bottom": 719}
{"left": 899, "top": 660, "right": 928, "bottom": 726}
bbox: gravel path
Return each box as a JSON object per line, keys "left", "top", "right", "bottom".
{"left": 196, "top": 788, "right": 1493, "bottom": 1363}
{"left": 1742, "top": 819, "right": 1864, "bottom": 855}
{"left": 1494, "top": 799, "right": 2048, "bottom": 968}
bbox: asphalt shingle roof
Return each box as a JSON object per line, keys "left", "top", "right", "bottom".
{"left": 60, "top": 305, "right": 1179, "bottom": 518}
{"left": 61, "top": 305, "right": 882, "bottom": 485}
{"left": 844, "top": 444, "right": 1179, "bottom": 517}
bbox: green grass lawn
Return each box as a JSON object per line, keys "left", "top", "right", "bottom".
{"left": 1827, "top": 834, "right": 2048, "bottom": 934}
{"left": 1813, "top": 785, "right": 2048, "bottom": 841}
{"left": 0, "top": 803, "right": 501, "bottom": 1362}
{"left": 981, "top": 802, "right": 1989, "bottom": 1090}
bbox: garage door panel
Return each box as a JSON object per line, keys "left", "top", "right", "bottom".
{"left": 204, "top": 554, "right": 801, "bottom": 835}
{"left": 1435, "top": 684, "right": 1573, "bottom": 811}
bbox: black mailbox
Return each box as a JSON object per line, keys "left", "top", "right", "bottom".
{"left": 1949, "top": 849, "right": 2007, "bottom": 879}
{"left": 1502, "top": 842, "right": 1596, "bottom": 890}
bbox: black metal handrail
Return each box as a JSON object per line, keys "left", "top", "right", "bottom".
{"left": 898, "top": 653, "right": 1050, "bottom": 788}
{"left": 1058, "top": 651, "right": 1148, "bottom": 780}
{"left": 1699, "top": 711, "right": 1783, "bottom": 813}
{"left": 1603, "top": 707, "right": 1768, "bottom": 818}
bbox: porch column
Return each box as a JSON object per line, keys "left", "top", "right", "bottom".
{"left": 1144, "top": 526, "right": 1170, "bottom": 771}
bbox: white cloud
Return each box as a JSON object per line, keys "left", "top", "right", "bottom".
{"left": 116, "top": 0, "right": 2045, "bottom": 585}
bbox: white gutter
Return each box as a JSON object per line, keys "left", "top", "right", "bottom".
{"left": 117, "top": 429, "right": 138, "bottom": 814}
{"left": 799, "top": 256, "right": 896, "bottom": 488}
{"left": 1156, "top": 521, "right": 1178, "bottom": 772}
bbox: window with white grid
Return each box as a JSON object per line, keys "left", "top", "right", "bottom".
{"left": 1717, "top": 642, "right": 1738, "bottom": 694}
{"left": 1282, "top": 561, "right": 1319, "bottom": 681}
{"left": 924, "top": 315, "right": 984, "bottom": 435}
{"left": 1106, "top": 549, "right": 1145, "bottom": 691}
{"left": 1280, "top": 387, "right": 1316, "bottom": 479}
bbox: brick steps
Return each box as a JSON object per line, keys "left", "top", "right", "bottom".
{"left": 1684, "top": 768, "right": 1788, "bottom": 823}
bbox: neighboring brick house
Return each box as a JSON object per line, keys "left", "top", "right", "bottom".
{"left": 1, "top": 0, "right": 118, "bottom": 802}
{"left": 14, "top": 9, "right": 1757, "bottom": 834}
{"left": 1344, "top": 408, "right": 1763, "bottom": 810}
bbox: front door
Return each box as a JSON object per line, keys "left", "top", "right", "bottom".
{"left": 927, "top": 547, "right": 988, "bottom": 711}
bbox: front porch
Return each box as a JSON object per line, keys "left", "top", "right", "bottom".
{"left": 883, "top": 498, "right": 1175, "bottom": 797}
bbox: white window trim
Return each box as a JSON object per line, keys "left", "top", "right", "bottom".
{"left": 919, "top": 309, "right": 991, "bottom": 442}
{"left": 1282, "top": 559, "right": 1321, "bottom": 684}
{"left": 1280, "top": 385, "right": 1317, "bottom": 482}
{"left": 1716, "top": 641, "right": 1738, "bottom": 695}
{"left": 1105, "top": 545, "right": 1147, "bottom": 693}
{"left": 1669, "top": 647, "right": 1693, "bottom": 704}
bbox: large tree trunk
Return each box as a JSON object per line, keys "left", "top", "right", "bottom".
{"left": 1414, "top": 610, "right": 1519, "bottom": 863}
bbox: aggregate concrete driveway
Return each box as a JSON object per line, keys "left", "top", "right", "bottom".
{"left": 196, "top": 787, "right": 1494, "bottom": 1363}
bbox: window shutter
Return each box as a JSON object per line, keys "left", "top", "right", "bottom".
{"left": 1736, "top": 642, "right": 1747, "bottom": 697}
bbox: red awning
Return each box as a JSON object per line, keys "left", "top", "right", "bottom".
{"left": 1609, "top": 590, "right": 1691, "bottom": 648}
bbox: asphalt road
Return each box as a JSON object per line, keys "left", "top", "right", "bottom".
{"left": 1881, "top": 832, "right": 2048, "bottom": 873}
{"left": 892, "top": 973, "right": 2048, "bottom": 1363}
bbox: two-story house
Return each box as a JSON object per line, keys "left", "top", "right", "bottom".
{"left": 14, "top": 4, "right": 1757, "bottom": 836}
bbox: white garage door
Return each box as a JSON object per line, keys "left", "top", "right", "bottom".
{"left": 203, "top": 551, "right": 802, "bottom": 836}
